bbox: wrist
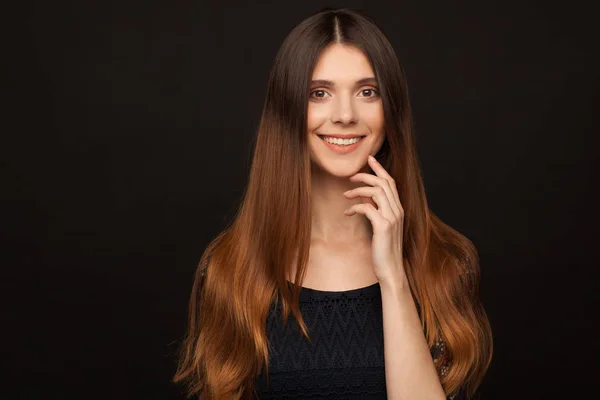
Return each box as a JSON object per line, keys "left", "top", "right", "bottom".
{"left": 379, "top": 272, "right": 410, "bottom": 294}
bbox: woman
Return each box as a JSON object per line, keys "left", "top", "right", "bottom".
{"left": 174, "top": 7, "right": 493, "bottom": 400}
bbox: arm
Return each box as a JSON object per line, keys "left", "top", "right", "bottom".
{"left": 380, "top": 277, "right": 446, "bottom": 400}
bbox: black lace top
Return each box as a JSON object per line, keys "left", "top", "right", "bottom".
{"left": 253, "top": 280, "right": 468, "bottom": 400}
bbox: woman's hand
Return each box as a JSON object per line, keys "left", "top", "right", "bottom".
{"left": 343, "top": 155, "right": 408, "bottom": 288}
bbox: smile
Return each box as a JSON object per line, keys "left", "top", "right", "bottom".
{"left": 318, "top": 135, "right": 366, "bottom": 154}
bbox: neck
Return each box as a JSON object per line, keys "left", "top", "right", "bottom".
{"left": 309, "top": 163, "right": 374, "bottom": 245}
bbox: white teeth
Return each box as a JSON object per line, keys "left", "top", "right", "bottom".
{"left": 321, "top": 136, "right": 363, "bottom": 146}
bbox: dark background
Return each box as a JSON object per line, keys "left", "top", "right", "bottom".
{"left": 3, "top": 1, "right": 597, "bottom": 399}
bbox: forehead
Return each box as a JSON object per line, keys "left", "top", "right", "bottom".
{"left": 311, "top": 43, "right": 375, "bottom": 81}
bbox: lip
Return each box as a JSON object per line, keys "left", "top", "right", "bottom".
{"left": 318, "top": 134, "right": 366, "bottom": 139}
{"left": 318, "top": 134, "right": 366, "bottom": 155}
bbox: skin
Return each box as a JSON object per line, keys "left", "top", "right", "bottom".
{"left": 290, "top": 43, "right": 386, "bottom": 290}
{"left": 300, "top": 44, "right": 447, "bottom": 398}
{"left": 307, "top": 43, "right": 386, "bottom": 246}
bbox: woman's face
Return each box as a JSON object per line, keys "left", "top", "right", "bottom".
{"left": 307, "top": 43, "right": 385, "bottom": 176}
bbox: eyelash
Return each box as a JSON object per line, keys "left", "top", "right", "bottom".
{"left": 309, "top": 88, "right": 380, "bottom": 99}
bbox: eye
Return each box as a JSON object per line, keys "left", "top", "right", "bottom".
{"left": 309, "top": 87, "right": 380, "bottom": 99}
{"left": 310, "top": 89, "right": 330, "bottom": 99}
{"left": 359, "top": 88, "right": 379, "bottom": 97}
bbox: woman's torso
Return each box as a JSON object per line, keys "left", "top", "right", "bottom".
{"left": 254, "top": 280, "right": 387, "bottom": 399}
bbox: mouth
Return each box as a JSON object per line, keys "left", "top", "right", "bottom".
{"left": 317, "top": 134, "right": 366, "bottom": 154}
{"left": 317, "top": 134, "right": 366, "bottom": 146}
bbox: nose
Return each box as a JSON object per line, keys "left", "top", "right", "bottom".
{"left": 330, "top": 94, "right": 357, "bottom": 125}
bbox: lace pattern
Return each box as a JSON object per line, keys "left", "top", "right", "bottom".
{"left": 199, "top": 255, "right": 463, "bottom": 399}
{"left": 254, "top": 282, "right": 463, "bottom": 399}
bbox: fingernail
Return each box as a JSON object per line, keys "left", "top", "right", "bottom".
{"left": 368, "top": 155, "right": 375, "bottom": 162}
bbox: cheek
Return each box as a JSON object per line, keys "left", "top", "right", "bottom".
{"left": 365, "top": 107, "right": 385, "bottom": 149}
{"left": 306, "top": 105, "right": 328, "bottom": 131}
{"left": 364, "top": 106, "right": 384, "bottom": 129}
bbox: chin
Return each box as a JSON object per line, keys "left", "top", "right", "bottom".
{"left": 312, "top": 158, "right": 367, "bottom": 176}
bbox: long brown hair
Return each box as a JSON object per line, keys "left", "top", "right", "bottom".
{"left": 174, "top": 7, "right": 493, "bottom": 399}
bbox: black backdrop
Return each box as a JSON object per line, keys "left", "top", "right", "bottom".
{"left": 3, "top": 1, "right": 597, "bottom": 399}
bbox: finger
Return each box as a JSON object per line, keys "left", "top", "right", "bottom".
{"left": 344, "top": 203, "right": 391, "bottom": 232}
{"left": 344, "top": 187, "right": 395, "bottom": 223}
{"left": 367, "top": 156, "right": 403, "bottom": 216}
{"left": 350, "top": 172, "right": 401, "bottom": 220}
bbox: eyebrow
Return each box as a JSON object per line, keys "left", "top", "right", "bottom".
{"left": 310, "top": 77, "right": 378, "bottom": 87}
